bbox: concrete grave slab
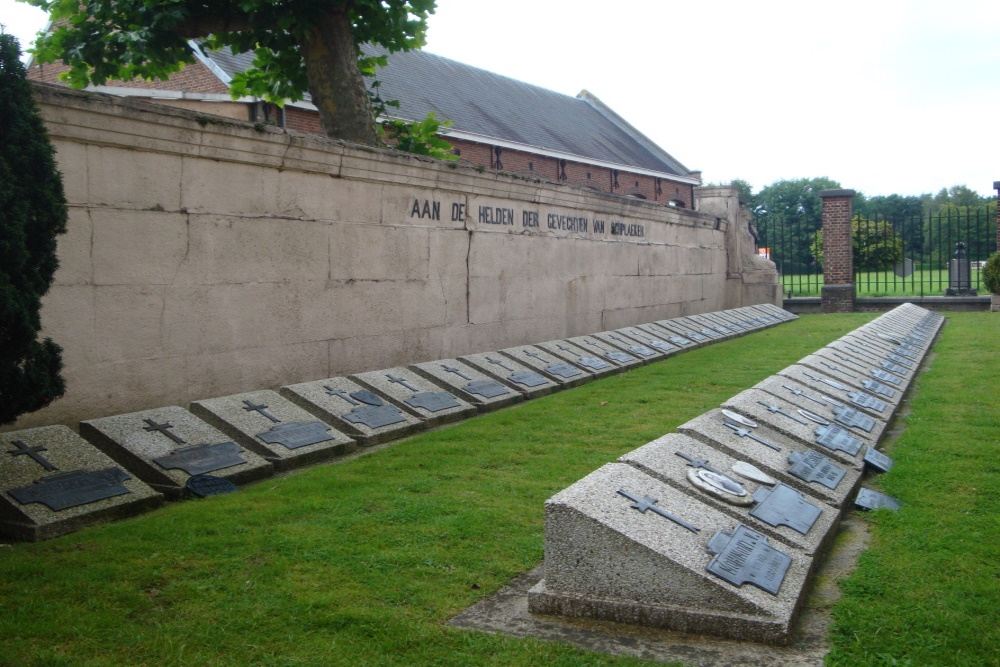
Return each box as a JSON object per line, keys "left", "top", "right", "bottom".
{"left": 753, "top": 375, "right": 888, "bottom": 442}
{"left": 651, "top": 319, "right": 711, "bottom": 346}
{"left": 669, "top": 316, "right": 724, "bottom": 341}
{"left": 678, "top": 410, "right": 862, "bottom": 509}
{"left": 752, "top": 304, "right": 798, "bottom": 321}
{"left": 409, "top": 358, "right": 523, "bottom": 412}
{"left": 620, "top": 433, "right": 840, "bottom": 558}
{"left": 799, "top": 350, "right": 910, "bottom": 400}
{"left": 565, "top": 335, "right": 644, "bottom": 369}
{"left": 826, "top": 340, "right": 917, "bottom": 382}
{"left": 634, "top": 323, "right": 697, "bottom": 350}
{"left": 722, "top": 389, "right": 873, "bottom": 464}
{"left": 190, "top": 390, "right": 355, "bottom": 471}
{"left": 80, "top": 406, "right": 273, "bottom": 499}
{"left": 350, "top": 367, "right": 478, "bottom": 427}
{"left": 700, "top": 311, "right": 751, "bottom": 335}
{"left": 528, "top": 462, "right": 812, "bottom": 645}
{"left": 499, "top": 345, "right": 593, "bottom": 388}
{"left": 590, "top": 330, "right": 665, "bottom": 362}
{"left": 686, "top": 313, "right": 740, "bottom": 338}
{"left": 616, "top": 326, "right": 681, "bottom": 358}
{"left": 458, "top": 352, "right": 560, "bottom": 399}
{"left": 280, "top": 377, "right": 425, "bottom": 446}
{"left": 1, "top": 426, "right": 163, "bottom": 541}
{"left": 777, "top": 364, "right": 900, "bottom": 420}
{"left": 533, "top": 340, "right": 621, "bottom": 380}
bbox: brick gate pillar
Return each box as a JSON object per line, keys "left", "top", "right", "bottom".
{"left": 819, "top": 189, "right": 856, "bottom": 313}
{"left": 994, "top": 181, "right": 999, "bottom": 251}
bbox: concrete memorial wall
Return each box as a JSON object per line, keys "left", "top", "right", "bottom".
{"left": 530, "top": 303, "right": 943, "bottom": 644}
{"left": 11, "top": 83, "right": 779, "bottom": 430}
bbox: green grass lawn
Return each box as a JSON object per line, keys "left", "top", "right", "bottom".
{"left": 1, "top": 313, "right": 996, "bottom": 666}
{"left": 781, "top": 270, "right": 988, "bottom": 297}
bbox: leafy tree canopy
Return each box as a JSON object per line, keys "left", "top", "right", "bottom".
{"left": 24, "top": 0, "right": 437, "bottom": 147}
{"left": 811, "top": 216, "right": 904, "bottom": 272}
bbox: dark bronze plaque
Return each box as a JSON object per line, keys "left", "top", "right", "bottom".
{"left": 861, "top": 379, "right": 897, "bottom": 398}
{"left": 344, "top": 404, "right": 407, "bottom": 429}
{"left": 814, "top": 424, "right": 863, "bottom": 456}
{"left": 545, "top": 363, "right": 584, "bottom": 379}
{"left": 855, "top": 488, "right": 901, "bottom": 511}
{"left": 886, "top": 354, "right": 914, "bottom": 368}
{"left": 880, "top": 361, "right": 909, "bottom": 375}
{"left": 257, "top": 421, "right": 334, "bottom": 449}
{"left": 848, "top": 391, "right": 887, "bottom": 413}
{"left": 685, "top": 331, "right": 708, "bottom": 342}
{"left": 646, "top": 339, "right": 675, "bottom": 352}
{"left": 574, "top": 356, "right": 611, "bottom": 371}
{"left": 870, "top": 369, "right": 903, "bottom": 386}
{"left": 699, "top": 328, "right": 719, "bottom": 338}
{"left": 787, "top": 450, "right": 845, "bottom": 489}
{"left": 463, "top": 380, "right": 510, "bottom": 399}
{"left": 626, "top": 344, "right": 656, "bottom": 357}
{"left": 603, "top": 350, "right": 634, "bottom": 364}
{"left": 863, "top": 447, "right": 894, "bottom": 473}
{"left": 667, "top": 335, "right": 692, "bottom": 346}
{"left": 153, "top": 441, "right": 246, "bottom": 474}
{"left": 892, "top": 345, "right": 918, "bottom": 359}
{"left": 832, "top": 405, "right": 877, "bottom": 432}
{"left": 751, "top": 483, "right": 822, "bottom": 534}
{"left": 186, "top": 474, "right": 238, "bottom": 497}
{"left": 507, "top": 370, "right": 548, "bottom": 387}
{"left": 8, "top": 468, "right": 132, "bottom": 511}
{"left": 706, "top": 524, "right": 791, "bottom": 595}
{"left": 405, "top": 391, "right": 462, "bottom": 412}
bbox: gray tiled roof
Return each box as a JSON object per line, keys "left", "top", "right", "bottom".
{"left": 202, "top": 45, "right": 690, "bottom": 177}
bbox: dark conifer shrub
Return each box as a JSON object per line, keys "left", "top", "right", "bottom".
{"left": 0, "top": 33, "right": 67, "bottom": 424}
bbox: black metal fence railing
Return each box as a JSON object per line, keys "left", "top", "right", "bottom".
{"left": 756, "top": 207, "right": 997, "bottom": 298}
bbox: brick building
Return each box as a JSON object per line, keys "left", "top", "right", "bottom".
{"left": 29, "top": 42, "right": 701, "bottom": 207}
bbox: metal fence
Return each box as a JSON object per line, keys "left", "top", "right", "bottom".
{"left": 758, "top": 207, "right": 997, "bottom": 297}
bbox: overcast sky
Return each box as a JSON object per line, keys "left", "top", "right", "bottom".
{"left": 3, "top": 0, "right": 998, "bottom": 198}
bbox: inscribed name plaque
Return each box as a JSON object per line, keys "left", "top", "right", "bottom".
{"left": 750, "top": 484, "right": 822, "bottom": 535}
{"left": 620, "top": 433, "right": 839, "bottom": 556}
{"left": 458, "top": 352, "right": 559, "bottom": 399}
{"left": 349, "top": 367, "right": 477, "bottom": 427}
{"left": 80, "top": 406, "right": 273, "bottom": 499}
{"left": 534, "top": 340, "right": 620, "bottom": 380}
{"left": 863, "top": 447, "right": 895, "bottom": 473}
{"left": 528, "top": 463, "right": 812, "bottom": 645}
{"left": 855, "top": 488, "right": 902, "bottom": 512}
{"left": 497, "top": 345, "right": 592, "bottom": 388}
{"left": 593, "top": 331, "right": 661, "bottom": 361}
{"left": 567, "top": 336, "right": 641, "bottom": 367}
{"left": 191, "top": 390, "right": 355, "bottom": 471}
{"left": 280, "top": 377, "right": 425, "bottom": 446}
{"left": 655, "top": 319, "right": 710, "bottom": 344}
{"left": 410, "top": 358, "right": 522, "bottom": 412}
{"left": 618, "top": 326, "right": 680, "bottom": 355}
{"left": 831, "top": 405, "right": 878, "bottom": 433}
{"left": 1, "top": 426, "right": 162, "bottom": 541}
{"left": 814, "top": 424, "right": 864, "bottom": 457}
{"left": 786, "top": 450, "right": 846, "bottom": 490}
{"left": 705, "top": 525, "right": 792, "bottom": 596}
{"left": 861, "top": 379, "right": 897, "bottom": 399}
{"left": 777, "top": 365, "right": 899, "bottom": 419}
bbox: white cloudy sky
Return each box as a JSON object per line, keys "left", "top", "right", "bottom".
{"left": 3, "top": 0, "right": 998, "bottom": 197}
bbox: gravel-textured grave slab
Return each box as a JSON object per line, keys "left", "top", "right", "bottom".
{"left": 619, "top": 433, "right": 840, "bottom": 558}
{"left": 565, "top": 335, "right": 644, "bottom": 369}
{"left": 409, "top": 358, "right": 523, "bottom": 412}
{"left": 350, "top": 367, "right": 478, "bottom": 427}
{"left": 533, "top": 340, "right": 621, "bottom": 380}
{"left": 458, "top": 352, "right": 561, "bottom": 399}
{"left": 190, "top": 390, "right": 355, "bottom": 471}
{"left": 1, "top": 425, "right": 163, "bottom": 541}
{"left": 281, "top": 377, "right": 426, "bottom": 446}
{"left": 498, "top": 345, "right": 593, "bottom": 388}
{"left": 590, "top": 330, "right": 665, "bottom": 362}
{"left": 80, "top": 406, "right": 273, "bottom": 499}
{"left": 528, "top": 462, "right": 812, "bottom": 645}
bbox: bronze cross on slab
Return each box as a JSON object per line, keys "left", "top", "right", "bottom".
{"left": 142, "top": 418, "right": 187, "bottom": 444}
{"left": 242, "top": 400, "right": 281, "bottom": 423}
{"left": 8, "top": 440, "right": 58, "bottom": 471}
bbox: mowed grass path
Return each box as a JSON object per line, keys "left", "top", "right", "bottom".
{"left": 1, "top": 313, "right": 996, "bottom": 665}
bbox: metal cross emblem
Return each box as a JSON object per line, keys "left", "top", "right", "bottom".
{"left": 142, "top": 418, "right": 187, "bottom": 444}
{"left": 780, "top": 384, "right": 830, "bottom": 407}
{"left": 724, "top": 421, "right": 781, "bottom": 451}
{"left": 386, "top": 374, "right": 419, "bottom": 392}
{"left": 820, "top": 361, "right": 858, "bottom": 379}
{"left": 486, "top": 356, "right": 514, "bottom": 372}
{"left": 524, "top": 349, "right": 550, "bottom": 363}
{"left": 440, "top": 364, "right": 472, "bottom": 381}
{"left": 674, "top": 450, "right": 721, "bottom": 474}
{"left": 803, "top": 372, "right": 849, "bottom": 392}
{"left": 242, "top": 400, "right": 281, "bottom": 423}
{"left": 7, "top": 439, "right": 58, "bottom": 471}
{"left": 616, "top": 488, "right": 700, "bottom": 533}
{"left": 324, "top": 386, "right": 359, "bottom": 406}
{"left": 756, "top": 401, "right": 807, "bottom": 425}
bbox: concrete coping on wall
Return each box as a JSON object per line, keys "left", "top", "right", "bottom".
{"left": 817, "top": 189, "right": 856, "bottom": 199}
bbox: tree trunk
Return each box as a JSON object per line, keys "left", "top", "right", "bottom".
{"left": 301, "top": 5, "right": 381, "bottom": 146}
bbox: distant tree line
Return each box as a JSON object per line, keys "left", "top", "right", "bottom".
{"left": 726, "top": 178, "right": 997, "bottom": 272}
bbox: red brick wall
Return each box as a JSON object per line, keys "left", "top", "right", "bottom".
{"left": 819, "top": 189, "right": 857, "bottom": 313}
{"left": 27, "top": 59, "right": 229, "bottom": 95}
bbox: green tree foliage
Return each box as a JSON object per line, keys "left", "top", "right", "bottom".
{"left": 0, "top": 32, "right": 67, "bottom": 424}
{"left": 748, "top": 177, "right": 842, "bottom": 271}
{"left": 811, "top": 216, "right": 904, "bottom": 272}
{"left": 24, "top": 0, "right": 439, "bottom": 148}
{"left": 982, "top": 252, "right": 1000, "bottom": 294}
